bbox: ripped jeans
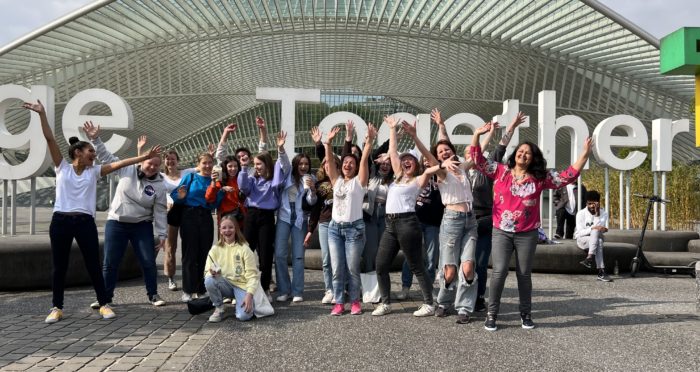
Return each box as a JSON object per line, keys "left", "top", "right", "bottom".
{"left": 436, "top": 209, "right": 478, "bottom": 313}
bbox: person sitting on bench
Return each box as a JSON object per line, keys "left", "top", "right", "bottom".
{"left": 574, "top": 190, "right": 612, "bottom": 282}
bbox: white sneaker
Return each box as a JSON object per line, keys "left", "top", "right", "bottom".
{"left": 99, "top": 304, "right": 116, "bottom": 320}
{"left": 90, "top": 301, "right": 113, "bottom": 310}
{"left": 208, "top": 306, "right": 225, "bottom": 323}
{"left": 395, "top": 287, "right": 410, "bottom": 300}
{"left": 321, "top": 290, "right": 334, "bottom": 304}
{"left": 276, "top": 294, "right": 289, "bottom": 302}
{"left": 372, "top": 304, "right": 392, "bottom": 316}
{"left": 168, "top": 277, "right": 178, "bottom": 291}
{"left": 223, "top": 298, "right": 232, "bottom": 304}
{"left": 181, "top": 293, "right": 192, "bottom": 303}
{"left": 292, "top": 296, "right": 303, "bottom": 303}
{"left": 413, "top": 304, "right": 436, "bottom": 317}
{"left": 150, "top": 295, "right": 166, "bottom": 307}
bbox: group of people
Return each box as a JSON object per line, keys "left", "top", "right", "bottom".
{"left": 27, "top": 99, "right": 611, "bottom": 330}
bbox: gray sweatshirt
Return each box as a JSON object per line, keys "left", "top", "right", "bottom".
{"left": 92, "top": 137, "right": 168, "bottom": 239}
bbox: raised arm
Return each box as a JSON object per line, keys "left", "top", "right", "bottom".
{"left": 256, "top": 116, "right": 268, "bottom": 152}
{"left": 478, "top": 121, "right": 499, "bottom": 152}
{"left": 470, "top": 122, "right": 502, "bottom": 180}
{"left": 342, "top": 120, "right": 354, "bottom": 156}
{"left": 311, "top": 126, "right": 325, "bottom": 160}
{"left": 216, "top": 123, "right": 237, "bottom": 163}
{"left": 571, "top": 137, "right": 593, "bottom": 173}
{"left": 402, "top": 120, "right": 438, "bottom": 166}
{"left": 358, "top": 123, "right": 376, "bottom": 187}
{"left": 431, "top": 108, "right": 449, "bottom": 142}
{"left": 499, "top": 111, "right": 526, "bottom": 147}
{"left": 83, "top": 121, "right": 120, "bottom": 165}
{"left": 23, "top": 100, "right": 61, "bottom": 167}
{"left": 323, "top": 126, "right": 342, "bottom": 186}
{"left": 101, "top": 145, "right": 163, "bottom": 177}
{"left": 272, "top": 131, "right": 290, "bottom": 187}
{"left": 386, "top": 115, "right": 402, "bottom": 176}
{"left": 136, "top": 135, "right": 147, "bottom": 156}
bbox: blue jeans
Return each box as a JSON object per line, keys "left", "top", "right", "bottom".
{"left": 318, "top": 222, "right": 333, "bottom": 291}
{"left": 475, "top": 215, "right": 493, "bottom": 300}
{"left": 327, "top": 219, "right": 365, "bottom": 304}
{"left": 401, "top": 223, "right": 439, "bottom": 288}
{"left": 103, "top": 220, "right": 158, "bottom": 302}
{"left": 204, "top": 275, "right": 254, "bottom": 321}
{"left": 436, "top": 210, "right": 478, "bottom": 312}
{"left": 274, "top": 217, "right": 307, "bottom": 297}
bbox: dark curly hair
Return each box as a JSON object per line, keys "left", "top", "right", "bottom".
{"left": 221, "top": 155, "right": 241, "bottom": 184}
{"left": 507, "top": 141, "right": 548, "bottom": 180}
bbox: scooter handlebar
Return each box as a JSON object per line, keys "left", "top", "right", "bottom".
{"left": 632, "top": 193, "right": 670, "bottom": 203}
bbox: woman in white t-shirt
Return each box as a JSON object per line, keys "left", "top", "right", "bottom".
{"left": 160, "top": 150, "right": 195, "bottom": 291}
{"left": 371, "top": 116, "right": 439, "bottom": 318}
{"left": 323, "top": 121, "right": 376, "bottom": 316}
{"left": 24, "top": 100, "right": 162, "bottom": 324}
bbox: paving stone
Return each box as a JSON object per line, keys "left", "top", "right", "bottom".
{"left": 108, "top": 363, "right": 137, "bottom": 371}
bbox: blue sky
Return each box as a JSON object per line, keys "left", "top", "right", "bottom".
{"left": 1, "top": 0, "right": 698, "bottom": 48}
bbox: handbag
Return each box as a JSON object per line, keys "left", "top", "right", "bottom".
{"left": 360, "top": 271, "right": 381, "bottom": 304}
{"left": 187, "top": 296, "right": 214, "bottom": 315}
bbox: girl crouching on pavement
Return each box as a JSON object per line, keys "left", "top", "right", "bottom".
{"left": 204, "top": 215, "right": 259, "bottom": 322}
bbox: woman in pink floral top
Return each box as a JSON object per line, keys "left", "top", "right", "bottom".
{"left": 471, "top": 122, "right": 593, "bottom": 331}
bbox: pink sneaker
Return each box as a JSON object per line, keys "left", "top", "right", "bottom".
{"left": 350, "top": 301, "right": 362, "bottom": 315}
{"left": 330, "top": 303, "right": 344, "bottom": 316}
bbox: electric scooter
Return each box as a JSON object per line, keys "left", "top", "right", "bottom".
{"left": 629, "top": 194, "right": 698, "bottom": 278}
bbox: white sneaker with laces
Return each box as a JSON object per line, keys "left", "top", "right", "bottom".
{"left": 168, "top": 278, "right": 178, "bottom": 291}
{"left": 372, "top": 304, "right": 392, "bottom": 316}
{"left": 321, "top": 290, "right": 334, "bottom": 304}
{"left": 90, "top": 301, "right": 113, "bottom": 310}
{"left": 292, "top": 296, "right": 303, "bottom": 303}
{"left": 413, "top": 304, "right": 436, "bottom": 317}
{"left": 208, "top": 306, "right": 225, "bottom": 323}
{"left": 150, "top": 295, "right": 166, "bottom": 307}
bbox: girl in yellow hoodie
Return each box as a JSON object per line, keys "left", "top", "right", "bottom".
{"left": 204, "top": 214, "right": 260, "bottom": 322}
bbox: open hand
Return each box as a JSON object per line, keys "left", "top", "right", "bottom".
{"left": 310, "top": 126, "right": 322, "bottom": 144}
{"left": 430, "top": 108, "right": 444, "bottom": 126}
{"left": 22, "top": 100, "right": 45, "bottom": 114}
{"left": 83, "top": 121, "right": 100, "bottom": 140}
{"left": 326, "top": 126, "right": 341, "bottom": 142}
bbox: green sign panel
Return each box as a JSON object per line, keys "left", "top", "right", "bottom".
{"left": 660, "top": 27, "right": 700, "bottom": 75}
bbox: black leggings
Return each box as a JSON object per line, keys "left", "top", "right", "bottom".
{"left": 375, "top": 214, "right": 433, "bottom": 305}
{"left": 49, "top": 212, "right": 108, "bottom": 309}
{"left": 244, "top": 208, "right": 276, "bottom": 292}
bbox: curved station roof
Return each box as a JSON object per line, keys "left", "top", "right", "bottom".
{"left": 1, "top": 0, "right": 697, "bottom": 167}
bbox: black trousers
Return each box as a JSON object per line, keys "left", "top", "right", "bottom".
{"left": 244, "top": 208, "right": 276, "bottom": 292}
{"left": 180, "top": 207, "right": 214, "bottom": 295}
{"left": 375, "top": 213, "right": 433, "bottom": 305}
{"left": 555, "top": 208, "right": 575, "bottom": 239}
{"left": 50, "top": 212, "right": 108, "bottom": 309}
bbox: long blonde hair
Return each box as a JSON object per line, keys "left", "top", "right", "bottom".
{"left": 217, "top": 214, "right": 248, "bottom": 246}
